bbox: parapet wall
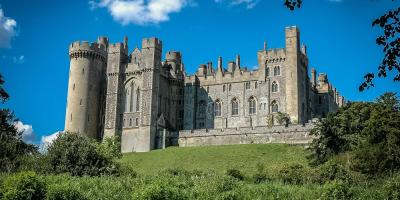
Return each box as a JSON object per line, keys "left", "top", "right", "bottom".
{"left": 178, "top": 124, "right": 314, "bottom": 147}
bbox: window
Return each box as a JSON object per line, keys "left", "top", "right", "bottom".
{"left": 255, "top": 82, "right": 258, "bottom": 89}
{"left": 73, "top": 83, "right": 75, "bottom": 91}
{"left": 80, "top": 99, "right": 82, "bottom": 105}
{"left": 231, "top": 98, "right": 239, "bottom": 116}
{"left": 223, "top": 85, "right": 225, "bottom": 92}
{"left": 274, "top": 66, "right": 281, "bottom": 76}
{"left": 245, "top": 82, "right": 250, "bottom": 89}
{"left": 215, "top": 100, "right": 222, "bottom": 117}
{"left": 87, "top": 115, "right": 90, "bottom": 122}
{"left": 129, "top": 118, "right": 132, "bottom": 126}
{"left": 130, "top": 82, "right": 134, "bottom": 112}
{"left": 135, "top": 118, "right": 139, "bottom": 126}
{"left": 265, "top": 67, "right": 270, "bottom": 77}
{"left": 136, "top": 88, "right": 140, "bottom": 111}
{"left": 198, "top": 101, "right": 206, "bottom": 118}
{"left": 271, "top": 101, "right": 279, "bottom": 113}
{"left": 207, "top": 87, "right": 209, "bottom": 93}
{"left": 249, "top": 97, "right": 256, "bottom": 114}
{"left": 70, "top": 114, "right": 72, "bottom": 122}
{"left": 272, "top": 81, "right": 278, "bottom": 93}
{"left": 82, "top": 68, "right": 85, "bottom": 74}
{"left": 229, "top": 84, "right": 232, "bottom": 91}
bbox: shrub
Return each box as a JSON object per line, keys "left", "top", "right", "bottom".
{"left": 46, "top": 185, "right": 86, "bottom": 200}
{"left": 320, "top": 180, "right": 353, "bottom": 200}
{"left": 46, "top": 132, "right": 116, "bottom": 176}
{"left": 226, "top": 169, "right": 244, "bottom": 181}
{"left": 132, "top": 180, "right": 188, "bottom": 200}
{"left": 278, "top": 164, "right": 308, "bottom": 185}
{"left": 383, "top": 175, "right": 400, "bottom": 200}
{"left": 313, "top": 161, "right": 352, "bottom": 184}
{"left": 1, "top": 171, "right": 46, "bottom": 200}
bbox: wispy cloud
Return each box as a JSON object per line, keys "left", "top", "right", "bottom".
{"left": 0, "top": 8, "right": 17, "bottom": 48}
{"left": 215, "top": 0, "right": 260, "bottom": 9}
{"left": 14, "top": 121, "right": 35, "bottom": 144}
{"left": 12, "top": 55, "right": 24, "bottom": 64}
{"left": 90, "top": 0, "right": 191, "bottom": 25}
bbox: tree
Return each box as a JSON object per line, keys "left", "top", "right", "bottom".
{"left": 0, "top": 73, "right": 37, "bottom": 172}
{"left": 46, "top": 132, "right": 118, "bottom": 176}
{"left": 283, "top": 0, "right": 400, "bottom": 91}
{"left": 308, "top": 92, "right": 400, "bottom": 175}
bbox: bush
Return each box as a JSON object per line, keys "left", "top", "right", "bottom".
{"left": 278, "top": 164, "right": 308, "bottom": 185}
{"left": 313, "top": 161, "right": 352, "bottom": 184}
{"left": 320, "top": 180, "right": 353, "bottom": 200}
{"left": 1, "top": 171, "right": 46, "bottom": 200}
{"left": 383, "top": 175, "right": 400, "bottom": 200}
{"left": 132, "top": 180, "right": 188, "bottom": 200}
{"left": 226, "top": 169, "right": 244, "bottom": 181}
{"left": 46, "top": 132, "right": 117, "bottom": 176}
{"left": 46, "top": 185, "right": 86, "bottom": 200}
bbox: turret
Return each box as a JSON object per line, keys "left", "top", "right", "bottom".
{"left": 141, "top": 37, "right": 162, "bottom": 68}
{"left": 65, "top": 39, "right": 108, "bottom": 139}
{"left": 311, "top": 68, "right": 316, "bottom": 88}
{"left": 165, "top": 51, "right": 182, "bottom": 77}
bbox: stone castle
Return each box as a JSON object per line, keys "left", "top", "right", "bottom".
{"left": 64, "top": 26, "right": 345, "bottom": 152}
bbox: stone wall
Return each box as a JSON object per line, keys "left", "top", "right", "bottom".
{"left": 178, "top": 123, "right": 314, "bottom": 147}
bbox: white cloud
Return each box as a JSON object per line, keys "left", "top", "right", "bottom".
{"left": 12, "top": 55, "right": 24, "bottom": 64}
{"left": 14, "top": 121, "right": 35, "bottom": 144}
{"left": 215, "top": 0, "right": 259, "bottom": 9}
{"left": 40, "top": 131, "right": 62, "bottom": 152}
{"left": 0, "top": 8, "right": 17, "bottom": 48}
{"left": 90, "top": 0, "right": 190, "bottom": 25}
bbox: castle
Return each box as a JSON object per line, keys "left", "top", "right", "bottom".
{"left": 64, "top": 26, "right": 345, "bottom": 152}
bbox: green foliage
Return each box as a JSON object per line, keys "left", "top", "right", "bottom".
{"left": 313, "top": 160, "right": 353, "bottom": 184}
{"left": 383, "top": 175, "right": 400, "bottom": 200}
{"left": 46, "top": 132, "right": 117, "bottom": 176}
{"left": 0, "top": 109, "right": 37, "bottom": 172}
{"left": 1, "top": 171, "right": 46, "bottom": 200}
{"left": 225, "top": 169, "right": 244, "bottom": 181}
{"left": 276, "top": 112, "right": 290, "bottom": 126}
{"left": 278, "top": 164, "right": 308, "bottom": 185}
{"left": 97, "top": 136, "right": 122, "bottom": 160}
{"left": 319, "top": 180, "right": 353, "bottom": 200}
{"left": 46, "top": 184, "right": 86, "bottom": 200}
{"left": 308, "top": 92, "right": 400, "bottom": 175}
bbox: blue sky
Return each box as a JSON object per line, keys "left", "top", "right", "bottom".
{"left": 0, "top": 0, "right": 399, "bottom": 145}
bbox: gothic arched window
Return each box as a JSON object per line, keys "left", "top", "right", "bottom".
{"left": 272, "top": 81, "right": 278, "bottom": 93}
{"left": 136, "top": 88, "right": 140, "bottom": 111}
{"left": 231, "top": 98, "right": 239, "bottom": 116}
{"left": 274, "top": 66, "right": 280, "bottom": 76}
{"left": 215, "top": 100, "right": 222, "bottom": 117}
{"left": 249, "top": 97, "right": 256, "bottom": 115}
{"left": 271, "top": 101, "right": 279, "bottom": 113}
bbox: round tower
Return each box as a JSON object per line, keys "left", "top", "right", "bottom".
{"left": 64, "top": 38, "right": 108, "bottom": 139}
{"left": 165, "top": 51, "right": 182, "bottom": 76}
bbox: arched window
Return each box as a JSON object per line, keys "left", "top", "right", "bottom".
{"left": 136, "top": 88, "right": 140, "bottom": 111}
{"left": 255, "top": 82, "right": 258, "bottom": 89}
{"left": 135, "top": 118, "right": 139, "bottom": 126}
{"left": 271, "top": 101, "right": 279, "bottom": 113}
{"left": 215, "top": 100, "right": 222, "bottom": 117}
{"left": 265, "top": 67, "right": 270, "bottom": 77}
{"left": 231, "top": 98, "right": 239, "bottom": 116}
{"left": 249, "top": 97, "right": 256, "bottom": 115}
{"left": 124, "top": 89, "right": 129, "bottom": 112}
{"left": 229, "top": 84, "right": 232, "bottom": 91}
{"left": 274, "top": 66, "right": 280, "bottom": 76}
{"left": 198, "top": 101, "right": 206, "bottom": 118}
{"left": 272, "top": 81, "right": 278, "bottom": 93}
{"left": 130, "top": 82, "right": 134, "bottom": 112}
{"left": 129, "top": 118, "right": 132, "bottom": 126}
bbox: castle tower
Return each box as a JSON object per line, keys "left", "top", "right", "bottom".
{"left": 65, "top": 37, "right": 108, "bottom": 138}
{"left": 103, "top": 39, "right": 129, "bottom": 139}
{"left": 285, "top": 26, "right": 301, "bottom": 123}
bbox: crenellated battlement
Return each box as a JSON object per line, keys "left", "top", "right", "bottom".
{"left": 166, "top": 51, "right": 181, "bottom": 61}
{"left": 69, "top": 41, "right": 107, "bottom": 62}
{"left": 142, "top": 37, "right": 162, "bottom": 50}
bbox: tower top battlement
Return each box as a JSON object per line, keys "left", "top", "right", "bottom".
{"left": 142, "top": 37, "right": 162, "bottom": 50}
{"left": 69, "top": 41, "right": 108, "bottom": 53}
{"left": 166, "top": 51, "right": 181, "bottom": 61}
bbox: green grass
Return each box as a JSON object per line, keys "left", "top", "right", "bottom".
{"left": 120, "top": 144, "right": 308, "bottom": 175}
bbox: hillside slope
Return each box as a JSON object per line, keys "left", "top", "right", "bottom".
{"left": 120, "top": 144, "right": 308, "bottom": 175}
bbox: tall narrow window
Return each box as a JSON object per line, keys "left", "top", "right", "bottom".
{"left": 249, "top": 97, "right": 256, "bottom": 114}
{"left": 125, "top": 89, "right": 130, "bottom": 112}
{"left": 82, "top": 68, "right": 85, "bottom": 74}
{"left": 229, "top": 84, "right": 232, "bottom": 91}
{"left": 272, "top": 81, "right": 278, "bottom": 93}
{"left": 215, "top": 100, "right": 222, "bottom": 117}
{"left": 245, "top": 82, "right": 250, "bottom": 89}
{"left": 136, "top": 88, "right": 140, "bottom": 111}
{"left": 129, "top": 118, "right": 132, "bottom": 126}
{"left": 231, "top": 98, "right": 239, "bottom": 116}
{"left": 271, "top": 101, "right": 279, "bottom": 113}
{"left": 255, "top": 82, "right": 258, "bottom": 89}
{"left": 265, "top": 66, "right": 269, "bottom": 77}
{"left": 130, "top": 82, "right": 134, "bottom": 112}
{"left": 72, "top": 83, "right": 75, "bottom": 91}
{"left": 135, "top": 118, "right": 139, "bottom": 126}
{"left": 223, "top": 85, "right": 225, "bottom": 92}
{"left": 274, "top": 66, "right": 281, "bottom": 76}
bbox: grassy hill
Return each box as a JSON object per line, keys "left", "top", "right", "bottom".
{"left": 121, "top": 144, "right": 309, "bottom": 175}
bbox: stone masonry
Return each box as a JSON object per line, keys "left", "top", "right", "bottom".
{"left": 64, "top": 26, "right": 345, "bottom": 152}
